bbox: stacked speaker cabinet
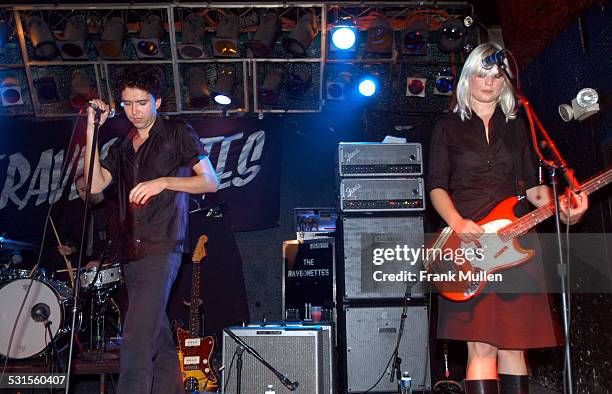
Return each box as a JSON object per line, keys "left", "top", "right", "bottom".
{"left": 337, "top": 142, "right": 431, "bottom": 393}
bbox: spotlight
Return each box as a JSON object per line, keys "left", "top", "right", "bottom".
{"left": 245, "top": 12, "right": 281, "bottom": 58}
{"left": 34, "top": 76, "right": 59, "bottom": 103}
{"left": 186, "top": 66, "right": 210, "bottom": 108}
{"left": 57, "top": 15, "right": 88, "bottom": 60}
{"left": 211, "top": 14, "right": 240, "bottom": 58}
{"left": 366, "top": 16, "right": 393, "bottom": 54}
{"left": 406, "top": 77, "right": 426, "bottom": 97}
{"left": 95, "top": 17, "right": 126, "bottom": 60}
{"left": 212, "top": 67, "right": 236, "bottom": 105}
{"left": 69, "top": 69, "right": 93, "bottom": 109}
{"left": 285, "top": 69, "right": 312, "bottom": 98}
{"left": 439, "top": 17, "right": 465, "bottom": 53}
{"left": 0, "top": 76, "right": 23, "bottom": 106}
{"left": 434, "top": 76, "right": 454, "bottom": 96}
{"left": 259, "top": 67, "right": 283, "bottom": 105}
{"left": 558, "top": 88, "right": 600, "bottom": 122}
{"left": 0, "top": 20, "right": 13, "bottom": 55}
{"left": 358, "top": 76, "right": 378, "bottom": 97}
{"left": 330, "top": 18, "right": 357, "bottom": 52}
{"left": 401, "top": 20, "right": 428, "bottom": 55}
{"left": 326, "top": 72, "right": 352, "bottom": 101}
{"left": 26, "top": 15, "right": 59, "bottom": 60}
{"left": 179, "top": 13, "right": 206, "bottom": 59}
{"left": 132, "top": 15, "right": 165, "bottom": 59}
{"left": 282, "top": 11, "right": 317, "bottom": 57}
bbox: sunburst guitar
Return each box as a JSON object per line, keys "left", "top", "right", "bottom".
{"left": 425, "top": 168, "right": 612, "bottom": 302}
{"left": 176, "top": 234, "right": 219, "bottom": 391}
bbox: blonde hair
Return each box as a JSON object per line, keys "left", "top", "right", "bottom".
{"left": 454, "top": 42, "right": 517, "bottom": 121}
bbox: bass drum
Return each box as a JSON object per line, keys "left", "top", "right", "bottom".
{"left": 0, "top": 278, "right": 73, "bottom": 359}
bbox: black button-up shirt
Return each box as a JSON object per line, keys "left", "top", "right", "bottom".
{"left": 426, "top": 108, "right": 538, "bottom": 221}
{"left": 101, "top": 116, "right": 207, "bottom": 261}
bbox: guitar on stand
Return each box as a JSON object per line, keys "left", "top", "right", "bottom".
{"left": 176, "top": 234, "right": 218, "bottom": 392}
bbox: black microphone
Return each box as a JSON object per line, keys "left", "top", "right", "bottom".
{"left": 89, "top": 102, "right": 116, "bottom": 118}
{"left": 481, "top": 49, "right": 507, "bottom": 70}
{"left": 31, "top": 303, "right": 50, "bottom": 323}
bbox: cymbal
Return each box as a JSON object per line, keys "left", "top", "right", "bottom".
{"left": 0, "top": 236, "right": 38, "bottom": 251}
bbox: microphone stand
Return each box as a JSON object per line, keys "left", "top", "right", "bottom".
{"left": 223, "top": 328, "right": 299, "bottom": 392}
{"left": 498, "top": 55, "right": 575, "bottom": 394}
{"left": 45, "top": 320, "right": 64, "bottom": 372}
{"left": 65, "top": 107, "right": 104, "bottom": 392}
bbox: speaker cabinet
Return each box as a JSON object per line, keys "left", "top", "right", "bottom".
{"left": 222, "top": 326, "right": 325, "bottom": 394}
{"left": 343, "top": 305, "right": 431, "bottom": 392}
{"left": 341, "top": 216, "right": 425, "bottom": 300}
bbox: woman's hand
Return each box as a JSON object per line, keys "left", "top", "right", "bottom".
{"left": 451, "top": 218, "right": 484, "bottom": 243}
{"left": 559, "top": 190, "right": 589, "bottom": 225}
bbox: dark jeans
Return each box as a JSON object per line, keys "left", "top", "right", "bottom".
{"left": 117, "top": 252, "right": 183, "bottom": 394}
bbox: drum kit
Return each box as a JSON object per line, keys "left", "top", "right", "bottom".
{"left": 0, "top": 236, "right": 124, "bottom": 362}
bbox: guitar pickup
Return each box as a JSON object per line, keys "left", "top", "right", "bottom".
{"left": 185, "top": 338, "right": 201, "bottom": 347}
{"left": 183, "top": 356, "right": 200, "bottom": 365}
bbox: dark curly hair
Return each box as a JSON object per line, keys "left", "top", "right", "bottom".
{"left": 114, "top": 64, "right": 166, "bottom": 99}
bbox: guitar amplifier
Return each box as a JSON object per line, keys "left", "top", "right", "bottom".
{"left": 339, "top": 178, "right": 425, "bottom": 212}
{"left": 338, "top": 142, "right": 423, "bottom": 177}
{"left": 343, "top": 305, "right": 431, "bottom": 392}
{"left": 222, "top": 326, "right": 325, "bottom": 394}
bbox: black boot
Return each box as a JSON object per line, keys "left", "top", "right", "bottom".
{"left": 499, "top": 374, "right": 529, "bottom": 394}
{"left": 464, "top": 379, "right": 499, "bottom": 394}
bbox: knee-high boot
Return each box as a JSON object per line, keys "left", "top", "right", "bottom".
{"left": 499, "top": 374, "right": 529, "bottom": 394}
{"left": 464, "top": 379, "right": 500, "bottom": 394}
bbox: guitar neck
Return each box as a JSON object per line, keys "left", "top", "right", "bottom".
{"left": 502, "top": 169, "right": 612, "bottom": 240}
{"left": 189, "top": 262, "right": 201, "bottom": 337}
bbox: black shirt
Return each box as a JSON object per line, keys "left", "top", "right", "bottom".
{"left": 101, "top": 116, "right": 207, "bottom": 261}
{"left": 426, "top": 108, "right": 538, "bottom": 222}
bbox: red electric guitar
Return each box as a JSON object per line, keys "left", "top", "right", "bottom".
{"left": 425, "top": 168, "right": 612, "bottom": 302}
{"left": 176, "top": 235, "right": 218, "bottom": 391}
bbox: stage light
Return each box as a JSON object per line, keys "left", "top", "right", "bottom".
{"left": 57, "top": 15, "right": 88, "bottom": 60}
{"left": 366, "top": 16, "right": 393, "bottom": 54}
{"left": 211, "top": 14, "right": 240, "bottom": 58}
{"left": 439, "top": 17, "right": 465, "bottom": 52}
{"left": 326, "top": 72, "right": 352, "bottom": 101}
{"left": 246, "top": 12, "right": 281, "bottom": 58}
{"left": 434, "top": 76, "right": 454, "bottom": 96}
{"left": 0, "top": 76, "right": 23, "bottom": 106}
{"left": 186, "top": 66, "right": 210, "bottom": 108}
{"left": 26, "top": 15, "right": 59, "bottom": 60}
{"left": 69, "top": 69, "right": 93, "bottom": 109}
{"left": 212, "top": 67, "right": 235, "bottom": 105}
{"left": 358, "top": 76, "right": 377, "bottom": 97}
{"left": 286, "top": 69, "right": 312, "bottom": 98}
{"left": 406, "top": 77, "right": 426, "bottom": 97}
{"left": 559, "top": 88, "right": 600, "bottom": 122}
{"left": 179, "top": 13, "right": 206, "bottom": 59}
{"left": 34, "top": 76, "right": 59, "bottom": 103}
{"left": 132, "top": 15, "right": 165, "bottom": 59}
{"left": 401, "top": 20, "right": 428, "bottom": 55}
{"left": 330, "top": 18, "right": 357, "bottom": 52}
{"left": 95, "top": 17, "right": 126, "bottom": 60}
{"left": 282, "top": 11, "right": 317, "bottom": 57}
{"left": 0, "top": 20, "right": 12, "bottom": 54}
{"left": 259, "top": 67, "right": 283, "bottom": 105}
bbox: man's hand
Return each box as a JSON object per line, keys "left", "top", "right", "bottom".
{"left": 450, "top": 218, "right": 484, "bottom": 243}
{"left": 57, "top": 243, "right": 76, "bottom": 256}
{"left": 129, "top": 178, "right": 168, "bottom": 205}
{"left": 87, "top": 99, "right": 112, "bottom": 129}
{"left": 559, "top": 190, "right": 589, "bottom": 225}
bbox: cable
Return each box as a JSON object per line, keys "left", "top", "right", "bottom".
{"left": 0, "top": 109, "right": 84, "bottom": 381}
{"left": 223, "top": 347, "right": 238, "bottom": 392}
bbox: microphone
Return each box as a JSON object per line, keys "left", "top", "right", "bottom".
{"left": 481, "top": 49, "right": 507, "bottom": 70}
{"left": 89, "top": 102, "right": 116, "bottom": 119}
{"left": 31, "top": 303, "right": 50, "bottom": 323}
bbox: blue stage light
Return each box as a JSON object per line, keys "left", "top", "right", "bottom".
{"left": 331, "top": 26, "right": 357, "bottom": 50}
{"left": 213, "top": 94, "right": 232, "bottom": 105}
{"left": 358, "top": 78, "right": 377, "bottom": 97}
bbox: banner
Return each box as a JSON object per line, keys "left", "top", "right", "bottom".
{"left": 0, "top": 115, "right": 281, "bottom": 238}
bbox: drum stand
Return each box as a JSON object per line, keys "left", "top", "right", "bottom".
{"left": 86, "top": 286, "right": 121, "bottom": 357}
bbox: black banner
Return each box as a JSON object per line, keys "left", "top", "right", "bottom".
{"left": 0, "top": 115, "right": 281, "bottom": 238}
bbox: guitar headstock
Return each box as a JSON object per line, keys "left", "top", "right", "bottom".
{"left": 192, "top": 235, "right": 208, "bottom": 263}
